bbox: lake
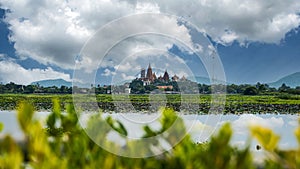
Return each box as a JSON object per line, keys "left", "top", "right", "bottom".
{"left": 0, "top": 111, "right": 299, "bottom": 162}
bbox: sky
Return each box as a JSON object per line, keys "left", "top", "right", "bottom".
{"left": 0, "top": 0, "right": 300, "bottom": 85}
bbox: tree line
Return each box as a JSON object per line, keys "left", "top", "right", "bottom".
{"left": 0, "top": 81, "right": 300, "bottom": 95}
{"left": 129, "top": 78, "right": 300, "bottom": 95}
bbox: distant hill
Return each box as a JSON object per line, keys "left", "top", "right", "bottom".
{"left": 31, "top": 79, "right": 72, "bottom": 87}
{"left": 268, "top": 72, "right": 300, "bottom": 88}
{"left": 191, "top": 76, "right": 230, "bottom": 85}
{"left": 192, "top": 76, "right": 211, "bottom": 84}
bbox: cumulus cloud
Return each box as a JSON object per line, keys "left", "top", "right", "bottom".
{"left": 102, "top": 68, "right": 116, "bottom": 77}
{"left": 109, "top": 47, "right": 194, "bottom": 83}
{"left": 0, "top": 60, "right": 71, "bottom": 85}
{"left": 76, "top": 14, "right": 193, "bottom": 73}
{"left": 157, "top": 0, "right": 300, "bottom": 44}
{"left": 1, "top": 0, "right": 300, "bottom": 72}
{"left": 1, "top": 0, "right": 194, "bottom": 72}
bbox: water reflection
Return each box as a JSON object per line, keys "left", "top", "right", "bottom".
{"left": 0, "top": 111, "right": 298, "bottom": 150}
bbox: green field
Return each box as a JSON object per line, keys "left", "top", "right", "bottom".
{"left": 0, "top": 94, "right": 299, "bottom": 114}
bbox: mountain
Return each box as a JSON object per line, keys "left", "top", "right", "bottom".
{"left": 191, "top": 76, "right": 230, "bottom": 85}
{"left": 31, "top": 79, "right": 72, "bottom": 87}
{"left": 192, "top": 76, "right": 211, "bottom": 84}
{"left": 268, "top": 72, "right": 300, "bottom": 88}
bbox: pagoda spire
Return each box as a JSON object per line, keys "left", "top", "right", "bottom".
{"left": 146, "top": 62, "right": 153, "bottom": 81}
{"left": 163, "top": 69, "right": 169, "bottom": 82}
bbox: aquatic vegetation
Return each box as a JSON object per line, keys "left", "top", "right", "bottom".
{"left": 0, "top": 94, "right": 300, "bottom": 114}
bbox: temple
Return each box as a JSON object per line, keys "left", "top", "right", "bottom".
{"left": 139, "top": 63, "right": 186, "bottom": 86}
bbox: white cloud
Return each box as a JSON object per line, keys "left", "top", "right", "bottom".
{"left": 156, "top": 0, "right": 300, "bottom": 45}
{"left": 1, "top": 0, "right": 194, "bottom": 72}
{"left": 1, "top": 0, "right": 300, "bottom": 73}
{"left": 77, "top": 14, "right": 193, "bottom": 73}
{"left": 102, "top": 68, "right": 116, "bottom": 77}
{"left": 0, "top": 60, "right": 71, "bottom": 85}
{"left": 121, "top": 73, "right": 135, "bottom": 81}
{"left": 1, "top": 0, "right": 134, "bottom": 70}
{"left": 114, "top": 62, "right": 139, "bottom": 72}
{"left": 109, "top": 49, "right": 194, "bottom": 83}
{"left": 135, "top": 1, "right": 160, "bottom": 13}
{"left": 220, "top": 31, "right": 238, "bottom": 44}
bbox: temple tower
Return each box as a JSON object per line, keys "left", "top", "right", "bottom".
{"left": 146, "top": 63, "right": 153, "bottom": 81}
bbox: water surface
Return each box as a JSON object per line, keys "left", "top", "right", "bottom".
{"left": 1, "top": 111, "right": 298, "bottom": 157}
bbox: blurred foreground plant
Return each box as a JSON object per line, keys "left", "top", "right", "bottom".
{"left": 0, "top": 100, "right": 299, "bottom": 169}
{"left": 251, "top": 119, "right": 300, "bottom": 169}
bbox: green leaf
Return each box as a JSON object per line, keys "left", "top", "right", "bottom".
{"left": 46, "top": 113, "right": 56, "bottom": 129}
{"left": 106, "top": 116, "right": 128, "bottom": 136}
{"left": 52, "top": 98, "right": 61, "bottom": 116}
{"left": 0, "top": 122, "right": 3, "bottom": 132}
{"left": 295, "top": 121, "right": 300, "bottom": 145}
{"left": 17, "top": 101, "right": 35, "bottom": 133}
{"left": 143, "top": 125, "right": 157, "bottom": 137}
{"left": 214, "top": 123, "right": 232, "bottom": 145}
{"left": 160, "top": 108, "right": 177, "bottom": 132}
{"left": 250, "top": 126, "right": 280, "bottom": 151}
{"left": 63, "top": 103, "right": 78, "bottom": 130}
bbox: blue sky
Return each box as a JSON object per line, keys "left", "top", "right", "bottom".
{"left": 0, "top": 1, "right": 300, "bottom": 85}
{"left": 217, "top": 28, "right": 300, "bottom": 84}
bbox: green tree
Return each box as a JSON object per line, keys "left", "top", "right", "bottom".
{"left": 256, "top": 82, "right": 268, "bottom": 93}
{"left": 129, "top": 79, "right": 145, "bottom": 94}
{"left": 243, "top": 86, "right": 258, "bottom": 95}
{"left": 145, "top": 84, "right": 157, "bottom": 93}
{"left": 60, "top": 86, "right": 69, "bottom": 94}
{"left": 278, "top": 83, "right": 290, "bottom": 92}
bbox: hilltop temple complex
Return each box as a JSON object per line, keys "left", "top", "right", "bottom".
{"left": 139, "top": 63, "right": 187, "bottom": 86}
